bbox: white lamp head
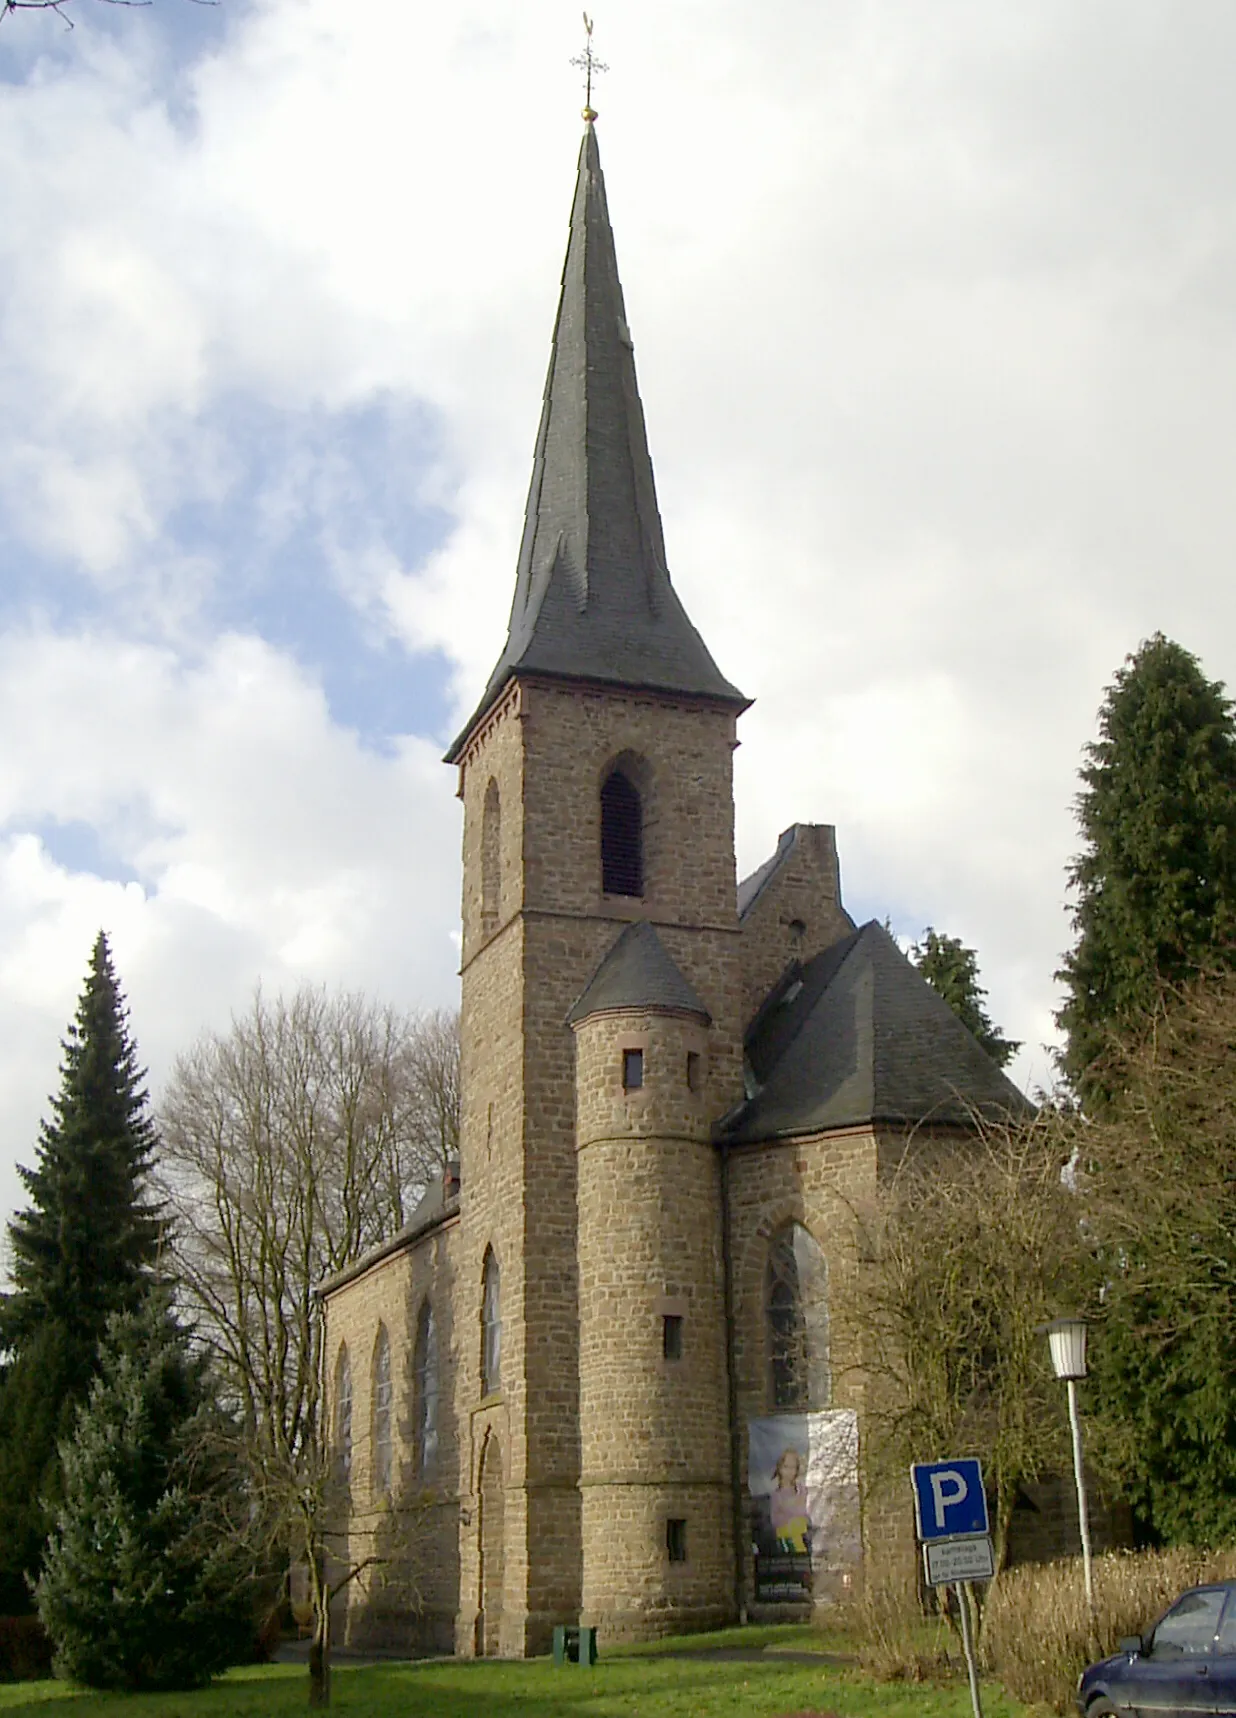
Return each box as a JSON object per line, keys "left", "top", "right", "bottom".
{"left": 1046, "top": 1315, "right": 1088, "bottom": 1381}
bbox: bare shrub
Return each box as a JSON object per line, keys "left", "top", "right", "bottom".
{"left": 983, "top": 1546, "right": 1236, "bottom": 1712}
{"left": 840, "top": 1578, "right": 955, "bottom": 1683}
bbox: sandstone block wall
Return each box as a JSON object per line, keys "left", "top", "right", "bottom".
{"left": 452, "top": 676, "right": 748, "bottom": 1654}
{"left": 322, "top": 1216, "right": 462, "bottom": 1654}
{"left": 726, "top": 1124, "right": 901, "bottom": 1614}
{"left": 574, "top": 1007, "right": 735, "bottom": 1636}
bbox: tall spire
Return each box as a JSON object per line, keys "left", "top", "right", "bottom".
{"left": 448, "top": 126, "right": 747, "bottom": 760}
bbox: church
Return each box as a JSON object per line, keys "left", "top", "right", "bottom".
{"left": 319, "top": 116, "right": 1026, "bottom": 1659}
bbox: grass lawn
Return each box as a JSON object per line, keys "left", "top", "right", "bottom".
{"left": 0, "top": 1634, "right": 1032, "bottom": 1718}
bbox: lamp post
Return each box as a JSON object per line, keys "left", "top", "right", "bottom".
{"left": 1046, "top": 1315, "right": 1094, "bottom": 1611}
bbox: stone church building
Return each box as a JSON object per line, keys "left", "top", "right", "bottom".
{"left": 320, "top": 120, "right": 1025, "bottom": 1658}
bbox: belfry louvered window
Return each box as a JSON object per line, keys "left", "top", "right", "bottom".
{"left": 601, "top": 769, "right": 643, "bottom": 896}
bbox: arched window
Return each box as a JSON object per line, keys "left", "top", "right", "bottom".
{"left": 414, "top": 1299, "right": 439, "bottom": 1478}
{"left": 601, "top": 769, "right": 643, "bottom": 897}
{"left": 481, "top": 778, "right": 501, "bottom": 930}
{"left": 335, "top": 1344, "right": 352, "bottom": 1484}
{"left": 482, "top": 1250, "right": 502, "bottom": 1397}
{"left": 766, "top": 1223, "right": 830, "bottom": 1410}
{"left": 372, "top": 1325, "right": 393, "bottom": 1496}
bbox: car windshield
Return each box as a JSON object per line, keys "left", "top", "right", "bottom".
{"left": 1151, "top": 1590, "right": 1226, "bottom": 1658}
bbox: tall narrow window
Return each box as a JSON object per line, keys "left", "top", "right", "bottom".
{"left": 372, "top": 1325, "right": 393, "bottom": 1496}
{"left": 335, "top": 1344, "right": 352, "bottom": 1484}
{"left": 601, "top": 769, "right": 643, "bottom": 897}
{"left": 482, "top": 1250, "right": 502, "bottom": 1397}
{"left": 766, "top": 1223, "right": 830, "bottom": 1410}
{"left": 481, "top": 778, "right": 501, "bottom": 931}
{"left": 414, "top": 1299, "right": 439, "bottom": 1478}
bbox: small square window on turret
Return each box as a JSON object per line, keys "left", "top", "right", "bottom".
{"left": 622, "top": 1048, "right": 644, "bottom": 1090}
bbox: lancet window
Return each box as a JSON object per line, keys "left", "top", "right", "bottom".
{"left": 372, "top": 1324, "right": 393, "bottom": 1496}
{"left": 482, "top": 1249, "right": 502, "bottom": 1397}
{"left": 414, "top": 1299, "right": 439, "bottom": 1478}
{"left": 335, "top": 1343, "right": 352, "bottom": 1484}
{"left": 766, "top": 1223, "right": 830, "bottom": 1410}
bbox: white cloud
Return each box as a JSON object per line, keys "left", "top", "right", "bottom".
{"left": 0, "top": 627, "right": 460, "bottom": 1219}
{"left": 2, "top": 0, "right": 1236, "bottom": 1217}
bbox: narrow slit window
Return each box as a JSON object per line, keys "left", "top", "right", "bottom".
{"left": 622, "top": 1048, "right": 644, "bottom": 1090}
{"left": 482, "top": 1249, "right": 502, "bottom": 1397}
{"left": 414, "top": 1300, "right": 439, "bottom": 1478}
{"left": 662, "top": 1314, "right": 683, "bottom": 1361}
{"left": 372, "top": 1326, "right": 393, "bottom": 1497}
{"left": 686, "top": 1051, "right": 701, "bottom": 1092}
{"left": 335, "top": 1345, "right": 352, "bottom": 1484}
{"left": 666, "top": 1518, "right": 688, "bottom": 1563}
{"left": 601, "top": 770, "right": 644, "bottom": 896}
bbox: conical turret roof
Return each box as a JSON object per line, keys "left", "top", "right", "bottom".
{"left": 447, "top": 126, "right": 746, "bottom": 760}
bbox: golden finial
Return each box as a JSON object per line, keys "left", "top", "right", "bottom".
{"left": 571, "top": 13, "right": 607, "bottom": 123}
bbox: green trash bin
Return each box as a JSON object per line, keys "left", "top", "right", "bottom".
{"left": 552, "top": 1624, "right": 598, "bottom": 1666}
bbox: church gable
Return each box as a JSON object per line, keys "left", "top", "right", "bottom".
{"left": 737, "top": 824, "right": 855, "bottom": 1025}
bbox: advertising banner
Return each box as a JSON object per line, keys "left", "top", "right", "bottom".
{"left": 747, "top": 1409, "right": 860, "bottom": 1602}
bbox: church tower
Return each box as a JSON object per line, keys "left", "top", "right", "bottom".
{"left": 446, "top": 120, "right": 749, "bottom": 1654}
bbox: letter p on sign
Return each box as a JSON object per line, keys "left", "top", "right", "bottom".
{"left": 911, "top": 1459, "right": 988, "bottom": 1541}
{"left": 929, "top": 1469, "right": 967, "bottom": 1530}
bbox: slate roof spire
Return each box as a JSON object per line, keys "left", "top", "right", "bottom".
{"left": 448, "top": 125, "right": 747, "bottom": 760}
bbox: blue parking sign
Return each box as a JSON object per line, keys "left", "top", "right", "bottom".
{"left": 911, "top": 1459, "right": 989, "bottom": 1541}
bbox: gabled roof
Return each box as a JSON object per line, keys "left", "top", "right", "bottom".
{"left": 447, "top": 126, "right": 746, "bottom": 762}
{"left": 720, "top": 921, "right": 1030, "bottom": 1143}
{"left": 567, "top": 920, "right": 710, "bottom": 1026}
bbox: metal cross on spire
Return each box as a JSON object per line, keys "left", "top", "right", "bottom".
{"left": 571, "top": 13, "right": 607, "bottom": 123}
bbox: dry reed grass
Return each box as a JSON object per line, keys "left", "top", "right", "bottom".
{"left": 983, "top": 1546, "right": 1236, "bottom": 1712}
{"left": 840, "top": 1578, "right": 957, "bottom": 1683}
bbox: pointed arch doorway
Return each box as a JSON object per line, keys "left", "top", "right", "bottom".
{"left": 477, "top": 1432, "right": 505, "bottom": 1656}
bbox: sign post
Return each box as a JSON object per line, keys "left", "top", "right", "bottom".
{"left": 911, "top": 1460, "right": 993, "bottom": 1718}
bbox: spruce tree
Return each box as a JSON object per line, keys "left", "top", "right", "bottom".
{"left": 0, "top": 932, "right": 161, "bottom": 1610}
{"left": 37, "top": 1297, "right": 255, "bottom": 1690}
{"left": 912, "top": 928, "right": 1020, "bottom": 1067}
{"left": 1057, "top": 634, "right": 1236, "bottom": 1097}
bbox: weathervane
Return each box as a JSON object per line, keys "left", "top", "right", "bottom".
{"left": 571, "top": 13, "right": 607, "bottom": 123}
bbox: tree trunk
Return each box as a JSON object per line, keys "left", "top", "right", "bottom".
{"left": 308, "top": 1553, "right": 331, "bottom": 1709}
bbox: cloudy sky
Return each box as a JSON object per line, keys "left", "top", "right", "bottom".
{"left": 0, "top": 0, "right": 1232, "bottom": 1223}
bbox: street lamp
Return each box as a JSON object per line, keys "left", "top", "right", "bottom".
{"left": 1045, "top": 1315, "right": 1094, "bottom": 1610}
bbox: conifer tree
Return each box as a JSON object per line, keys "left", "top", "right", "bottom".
{"left": 1057, "top": 634, "right": 1236, "bottom": 1097}
{"left": 912, "top": 928, "right": 1020, "bottom": 1068}
{"left": 36, "top": 1297, "right": 255, "bottom": 1690}
{"left": 0, "top": 932, "right": 161, "bottom": 1610}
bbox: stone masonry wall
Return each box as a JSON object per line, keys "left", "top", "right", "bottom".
{"left": 322, "top": 1216, "right": 462, "bottom": 1655}
{"left": 452, "top": 675, "right": 748, "bottom": 1654}
{"left": 725, "top": 1125, "right": 918, "bottom": 1612}
{"left": 574, "top": 1007, "right": 735, "bottom": 1638}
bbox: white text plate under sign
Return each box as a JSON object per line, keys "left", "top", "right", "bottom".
{"left": 923, "top": 1536, "right": 995, "bottom": 1586}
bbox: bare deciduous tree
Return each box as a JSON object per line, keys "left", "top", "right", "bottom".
{"left": 845, "top": 1119, "right": 1088, "bottom": 1584}
{"left": 157, "top": 986, "right": 458, "bottom": 1705}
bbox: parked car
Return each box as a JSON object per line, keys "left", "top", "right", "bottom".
{"left": 1078, "top": 1581, "right": 1236, "bottom": 1714}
